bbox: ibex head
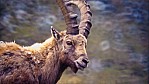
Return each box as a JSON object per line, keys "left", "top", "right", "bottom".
{"left": 52, "top": 0, "right": 92, "bottom": 73}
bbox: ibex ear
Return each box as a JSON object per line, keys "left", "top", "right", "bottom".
{"left": 51, "top": 26, "right": 60, "bottom": 40}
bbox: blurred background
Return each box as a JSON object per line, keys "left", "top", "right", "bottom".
{"left": 0, "top": 0, "right": 149, "bottom": 84}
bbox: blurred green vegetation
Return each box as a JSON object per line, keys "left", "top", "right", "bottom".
{"left": 0, "top": 0, "right": 148, "bottom": 84}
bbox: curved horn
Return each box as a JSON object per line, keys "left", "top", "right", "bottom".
{"left": 56, "top": 0, "right": 79, "bottom": 35}
{"left": 68, "top": 0, "right": 92, "bottom": 38}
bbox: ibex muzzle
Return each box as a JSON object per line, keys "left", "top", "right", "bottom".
{"left": 75, "top": 56, "right": 89, "bottom": 70}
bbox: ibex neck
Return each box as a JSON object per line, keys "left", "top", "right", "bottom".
{"left": 40, "top": 39, "right": 67, "bottom": 84}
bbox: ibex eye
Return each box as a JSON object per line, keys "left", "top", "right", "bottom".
{"left": 66, "top": 41, "right": 73, "bottom": 45}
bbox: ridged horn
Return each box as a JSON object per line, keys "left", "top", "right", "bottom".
{"left": 56, "top": 0, "right": 79, "bottom": 35}
{"left": 69, "top": 0, "right": 92, "bottom": 38}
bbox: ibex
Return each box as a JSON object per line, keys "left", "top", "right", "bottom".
{"left": 0, "top": 0, "right": 92, "bottom": 84}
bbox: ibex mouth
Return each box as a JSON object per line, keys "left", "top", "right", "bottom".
{"left": 74, "top": 61, "right": 88, "bottom": 71}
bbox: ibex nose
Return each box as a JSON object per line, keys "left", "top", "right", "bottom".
{"left": 79, "top": 54, "right": 89, "bottom": 64}
{"left": 82, "top": 58, "right": 89, "bottom": 64}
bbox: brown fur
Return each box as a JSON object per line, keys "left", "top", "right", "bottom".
{"left": 0, "top": 31, "right": 89, "bottom": 84}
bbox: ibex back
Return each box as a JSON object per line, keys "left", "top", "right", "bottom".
{"left": 0, "top": 0, "right": 92, "bottom": 84}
